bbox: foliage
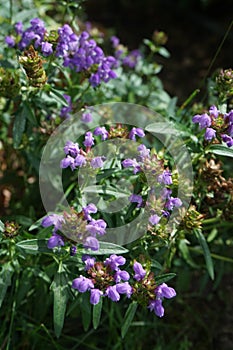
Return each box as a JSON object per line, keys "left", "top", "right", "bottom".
{"left": 0, "top": 1, "right": 233, "bottom": 349}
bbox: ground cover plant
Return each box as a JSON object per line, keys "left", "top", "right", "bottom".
{"left": 0, "top": 1, "right": 233, "bottom": 349}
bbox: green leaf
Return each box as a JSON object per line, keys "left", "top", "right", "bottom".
{"left": 80, "top": 293, "right": 92, "bottom": 331}
{"left": 51, "top": 264, "right": 69, "bottom": 338}
{"left": 82, "top": 241, "right": 128, "bottom": 255}
{"left": 50, "top": 87, "right": 69, "bottom": 106}
{"left": 0, "top": 220, "right": 4, "bottom": 233}
{"left": 92, "top": 297, "right": 103, "bottom": 330}
{"left": 0, "top": 262, "right": 14, "bottom": 308}
{"left": 13, "top": 107, "right": 26, "bottom": 148}
{"left": 23, "top": 100, "right": 38, "bottom": 125}
{"left": 194, "top": 229, "right": 214, "bottom": 280}
{"left": 121, "top": 301, "right": 138, "bottom": 339}
{"left": 208, "top": 144, "right": 233, "bottom": 158}
{"left": 155, "top": 273, "right": 176, "bottom": 285}
{"left": 16, "top": 239, "right": 52, "bottom": 254}
{"left": 158, "top": 46, "right": 170, "bottom": 58}
{"left": 179, "top": 239, "right": 199, "bottom": 268}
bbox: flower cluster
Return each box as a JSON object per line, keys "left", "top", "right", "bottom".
{"left": 123, "top": 144, "right": 182, "bottom": 225}
{"left": 110, "top": 35, "right": 142, "bottom": 69}
{"left": 41, "top": 204, "right": 107, "bottom": 251}
{"left": 72, "top": 257, "right": 176, "bottom": 317}
{"left": 5, "top": 18, "right": 117, "bottom": 87}
{"left": 60, "top": 125, "right": 145, "bottom": 171}
{"left": 192, "top": 105, "right": 233, "bottom": 147}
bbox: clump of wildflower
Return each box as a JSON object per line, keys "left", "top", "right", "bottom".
{"left": 41, "top": 204, "right": 107, "bottom": 251}
{"left": 110, "top": 36, "right": 142, "bottom": 69}
{"left": 72, "top": 254, "right": 132, "bottom": 305}
{"left": 192, "top": 105, "right": 233, "bottom": 147}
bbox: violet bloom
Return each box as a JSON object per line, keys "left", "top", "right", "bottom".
{"left": 165, "top": 197, "right": 182, "bottom": 210}
{"left": 204, "top": 127, "right": 216, "bottom": 141}
{"left": 86, "top": 219, "right": 107, "bottom": 236}
{"left": 60, "top": 155, "right": 75, "bottom": 170}
{"left": 90, "top": 156, "right": 105, "bottom": 169}
{"left": 209, "top": 105, "right": 219, "bottom": 118}
{"left": 63, "top": 140, "right": 79, "bottom": 157}
{"left": 70, "top": 246, "right": 77, "bottom": 256}
{"left": 41, "top": 213, "right": 64, "bottom": 233}
{"left": 148, "top": 299, "right": 164, "bottom": 317}
{"left": 122, "top": 49, "right": 142, "bottom": 69}
{"left": 104, "top": 255, "right": 126, "bottom": 271}
{"left": 192, "top": 113, "right": 211, "bottom": 129}
{"left": 157, "top": 170, "right": 172, "bottom": 185}
{"left": 155, "top": 283, "right": 176, "bottom": 299}
{"left": 137, "top": 144, "right": 150, "bottom": 159}
{"left": 5, "top": 36, "right": 15, "bottom": 47}
{"left": 105, "top": 285, "right": 120, "bottom": 302}
{"left": 82, "top": 254, "right": 96, "bottom": 270}
{"left": 81, "top": 112, "right": 92, "bottom": 123}
{"left": 47, "top": 233, "right": 65, "bottom": 249}
{"left": 90, "top": 289, "right": 103, "bottom": 305}
{"left": 93, "top": 126, "right": 109, "bottom": 140}
{"left": 83, "top": 203, "right": 97, "bottom": 221}
{"left": 122, "top": 158, "right": 141, "bottom": 174}
{"left": 111, "top": 35, "right": 120, "bottom": 48}
{"left": 149, "top": 214, "right": 161, "bottom": 225}
{"left": 74, "top": 154, "right": 86, "bottom": 167}
{"left": 128, "top": 127, "right": 145, "bottom": 141}
{"left": 129, "top": 194, "right": 143, "bottom": 208}
{"left": 160, "top": 187, "right": 172, "bottom": 200}
{"left": 83, "top": 236, "right": 99, "bottom": 251}
{"left": 114, "top": 270, "right": 130, "bottom": 283}
{"left": 60, "top": 94, "right": 72, "bottom": 118}
{"left": 116, "top": 282, "right": 133, "bottom": 298}
{"left": 83, "top": 131, "right": 94, "bottom": 147}
{"left": 72, "top": 275, "right": 94, "bottom": 292}
{"left": 15, "top": 22, "right": 23, "bottom": 35}
{"left": 221, "top": 134, "right": 233, "bottom": 147}
{"left": 133, "top": 261, "right": 146, "bottom": 281}
{"left": 41, "top": 41, "right": 53, "bottom": 56}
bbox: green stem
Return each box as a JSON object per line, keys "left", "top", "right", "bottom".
{"left": 6, "top": 276, "right": 19, "bottom": 350}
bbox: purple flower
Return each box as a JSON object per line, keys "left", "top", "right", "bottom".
{"left": 165, "top": 197, "right": 182, "bottom": 210}
{"left": 137, "top": 144, "right": 150, "bottom": 159}
{"left": 148, "top": 299, "right": 164, "bottom": 317}
{"left": 70, "top": 246, "right": 77, "bottom": 256}
{"left": 93, "top": 126, "right": 109, "bottom": 140}
{"left": 82, "top": 254, "right": 96, "bottom": 270}
{"left": 72, "top": 275, "right": 94, "bottom": 292}
{"left": 225, "top": 110, "right": 233, "bottom": 123}
{"left": 5, "top": 36, "right": 15, "bottom": 47}
{"left": 86, "top": 219, "right": 107, "bottom": 236}
{"left": 155, "top": 283, "right": 176, "bottom": 299}
{"left": 83, "top": 203, "right": 97, "bottom": 221}
{"left": 128, "top": 127, "right": 145, "bottom": 141}
{"left": 111, "top": 36, "right": 120, "bottom": 48}
{"left": 47, "top": 233, "right": 65, "bottom": 249}
{"left": 83, "top": 131, "right": 94, "bottom": 148}
{"left": 63, "top": 140, "right": 79, "bottom": 157}
{"left": 81, "top": 112, "right": 92, "bottom": 123}
{"left": 114, "top": 270, "right": 130, "bottom": 283}
{"left": 149, "top": 214, "right": 161, "bottom": 225}
{"left": 122, "top": 158, "right": 141, "bottom": 174}
{"left": 122, "top": 49, "right": 142, "bottom": 68}
{"left": 90, "top": 289, "right": 103, "bottom": 305}
{"left": 129, "top": 194, "right": 143, "bottom": 208}
{"left": 209, "top": 105, "right": 219, "bottom": 118}
{"left": 157, "top": 170, "right": 172, "bottom": 185}
{"left": 15, "top": 22, "right": 23, "bottom": 35}
{"left": 60, "top": 94, "right": 72, "bottom": 118}
{"left": 221, "top": 134, "right": 233, "bottom": 147}
{"left": 133, "top": 261, "right": 146, "bottom": 281}
{"left": 83, "top": 236, "right": 99, "bottom": 251}
{"left": 204, "top": 127, "right": 216, "bottom": 141}
{"left": 105, "top": 285, "right": 120, "bottom": 302}
{"left": 60, "top": 155, "right": 75, "bottom": 170}
{"left": 74, "top": 154, "right": 86, "bottom": 167}
{"left": 104, "top": 255, "right": 126, "bottom": 271}
{"left": 90, "top": 156, "right": 105, "bottom": 169}
{"left": 116, "top": 282, "right": 132, "bottom": 298}
{"left": 160, "top": 188, "right": 172, "bottom": 200}
{"left": 41, "top": 41, "right": 53, "bottom": 56}
{"left": 41, "top": 213, "right": 64, "bottom": 233}
{"left": 192, "top": 113, "right": 211, "bottom": 129}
